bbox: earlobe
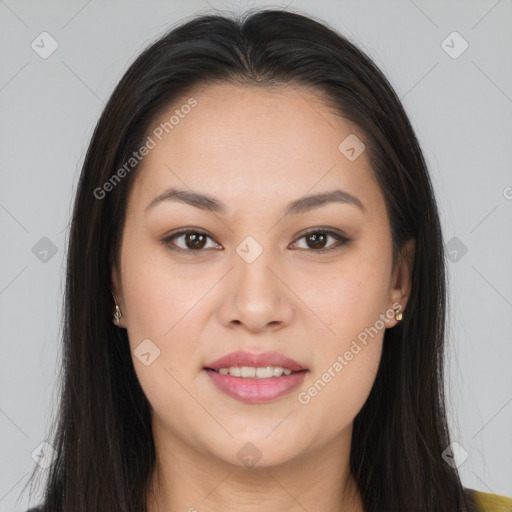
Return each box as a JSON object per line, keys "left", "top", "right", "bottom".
{"left": 388, "top": 238, "right": 415, "bottom": 319}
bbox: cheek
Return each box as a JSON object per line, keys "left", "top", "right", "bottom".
{"left": 121, "top": 232, "right": 210, "bottom": 340}
{"left": 293, "top": 335, "right": 382, "bottom": 454}
{"left": 294, "top": 261, "right": 389, "bottom": 439}
{"left": 121, "top": 258, "right": 209, "bottom": 432}
{"left": 120, "top": 238, "right": 214, "bottom": 400}
{"left": 295, "top": 246, "right": 392, "bottom": 347}
{"left": 291, "top": 242, "right": 390, "bottom": 414}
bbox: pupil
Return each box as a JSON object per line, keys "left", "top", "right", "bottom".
{"left": 309, "top": 233, "right": 326, "bottom": 249}
{"left": 187, "top": 233, "right": 205, "bottom": 249}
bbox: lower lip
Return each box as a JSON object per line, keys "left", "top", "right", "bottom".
{"left": 204, "top": 369, "right": 308, "bottom": 404}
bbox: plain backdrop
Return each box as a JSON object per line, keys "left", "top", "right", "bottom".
{"left": 1, "top": 1, "right": 511, "bottom": 510}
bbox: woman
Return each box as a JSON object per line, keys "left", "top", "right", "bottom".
{"left": 22, "top": 8, "right": 512, "bottom": 512}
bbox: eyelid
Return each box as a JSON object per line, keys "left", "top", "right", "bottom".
{"left": 290, "top": 227, "right": 350, "bottom": 251}
{"left": 162, "top": 227, "right": 220, "bottom": 254}
{"left": 162, "top": 226, "right": 351, "bottom": 254}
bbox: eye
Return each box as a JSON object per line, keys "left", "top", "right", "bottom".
{"left": 162, "top": 228, "right": 221, "bottom": 254}
{"left": 162, "top": 227, "right": 350, "bottom": 255}
{"left": 291, "top": 228, "right": 350, "bottom": 252}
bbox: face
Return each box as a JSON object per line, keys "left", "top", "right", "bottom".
{"left": 111, "top": 82, "right": 413, "bottom": 469}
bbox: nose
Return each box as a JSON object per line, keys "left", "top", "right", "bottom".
{"left": 217, "top": 248, "right": 296, "bottom": 333}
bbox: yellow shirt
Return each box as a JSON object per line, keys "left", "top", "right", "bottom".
{"left": 24, "top": 489, "right": 512, "bottom": 512}
{"left": 472, "top": 489, "right": 512, "bottom": 511}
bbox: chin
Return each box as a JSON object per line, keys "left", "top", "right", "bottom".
{"left": 204, "top": 436, "right": 302, "bottom": 470}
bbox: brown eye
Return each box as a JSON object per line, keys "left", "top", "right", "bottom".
{"left": 163, "top": 227, "right": 350, "bottom": 255}
{"left": 305, "top": 232, "right": 328, "bottom": 249}
{"left": 182, "top": 232, "right": 207, "bottom": 250}
{"left": 163, "top": 229, "right": 219, "bottom": 253}
{"left": 292, "top": 229, "right": 349, "bottom": 252}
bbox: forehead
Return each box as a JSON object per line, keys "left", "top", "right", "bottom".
{"left": 128, "top": 82, "right": 382, "bottom": 217}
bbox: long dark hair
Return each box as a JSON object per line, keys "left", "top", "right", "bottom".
{"left": 22, "top": 8, "right": 478, "bottom": 512}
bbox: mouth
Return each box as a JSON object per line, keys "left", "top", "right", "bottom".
{"left": 204, "top": 366, "right": 308, "bottom": 378}
{"left": 202, "top": 350, "right": 309, "bottom": 403}
{"left": 202, "top": 365, "right": 309, "bottom": 404}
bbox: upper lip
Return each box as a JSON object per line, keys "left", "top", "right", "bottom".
{"left": 204, "top": 351, "right": 308, "bottom": 372}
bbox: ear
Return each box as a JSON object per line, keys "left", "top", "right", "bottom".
{"left": 111, "top": 262, "right": 127, "bottom": 328}
{"left": 386, "top": 238, "right": 415, "bottom": 328}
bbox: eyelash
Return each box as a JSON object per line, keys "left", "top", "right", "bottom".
{"left": 162, "top": 227, "right": 351, "bottom": 255}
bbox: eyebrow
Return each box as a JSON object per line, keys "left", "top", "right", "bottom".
{"left": 145, "top": 187, "right": 366, "bottom": 216}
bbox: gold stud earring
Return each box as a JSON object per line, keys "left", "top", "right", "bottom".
{"left": 394, "top": 308, "right": 403, "bottom": 322}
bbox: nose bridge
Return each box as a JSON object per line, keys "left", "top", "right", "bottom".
{"left": 221, "top": 234, "right": 294, "bottom": 330}
{"left": 233, "top": 234, "right": 280, "bottom": 299}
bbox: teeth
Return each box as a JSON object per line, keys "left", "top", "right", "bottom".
{"left": 240, "top": 366, "right": 256, "bottom": 378}
{"left": 257, "top": 367, "right": 273, "bottom": 378}
{"left": 216, "top": 366, "right": 294, "bottom": 378}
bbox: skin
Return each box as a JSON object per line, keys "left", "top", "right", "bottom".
{"left": 111, "top": 82, "right": 414, "bottom": 512}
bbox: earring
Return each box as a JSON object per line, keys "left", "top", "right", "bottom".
{"left": 113, "top": 301, "right": 122, "bottom": 326}
{"left": 394, "top": 307, "right": 403, "bottom": 322}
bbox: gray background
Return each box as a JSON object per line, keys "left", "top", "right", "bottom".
{"left": 1, "top": 0, "right": 511, "bottom": 510}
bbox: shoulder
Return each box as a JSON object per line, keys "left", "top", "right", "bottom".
{"left": 468, "top": 488, "right": 512, "bottom": 512}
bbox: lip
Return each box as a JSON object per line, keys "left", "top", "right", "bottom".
{"left": 203, "top": 350, "right": 309, "bottom": 404}
{"left": 204, "top": 369, "right": 308, "bottom": 404}
{"left": 204, "top": 350, "right": 307, "bottom": 372}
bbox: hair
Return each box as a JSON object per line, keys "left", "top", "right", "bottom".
{"left": 21, "top": 7, "right": 479, "bottom": 512}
